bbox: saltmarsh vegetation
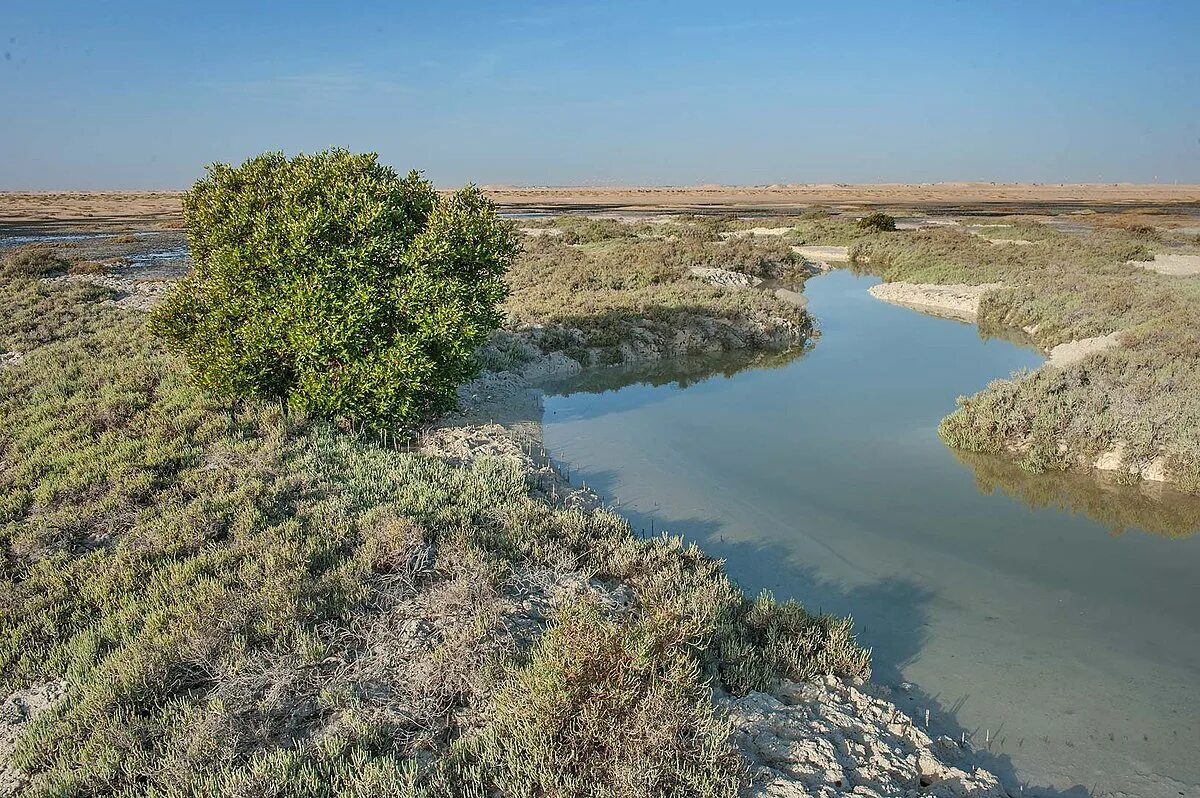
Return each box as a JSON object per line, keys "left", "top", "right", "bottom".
{"left": 842, "top": 217, "right": 1200, "bottom": 493}
{"left": 0, "top": 193, "right": 867, "bottom": 793}
{"left": 501, "top": 225, "right": 813, "bottom": 366}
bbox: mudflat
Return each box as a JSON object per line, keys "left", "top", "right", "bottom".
{"left": 5, "top": 183, "right": 1200, "bottom": 232}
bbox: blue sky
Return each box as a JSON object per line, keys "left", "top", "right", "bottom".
{"left": 2, "top": 0, "right": 1197, "bottom": 189}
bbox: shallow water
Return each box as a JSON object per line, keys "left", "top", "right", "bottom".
{"left": 540, "top": 270, "right": 1200, "bottom": 797}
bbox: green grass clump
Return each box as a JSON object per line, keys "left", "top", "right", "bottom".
{"left": 468, "top": 601, "right": 742, "bottom": 797}
{"left": 0, "top": 267, "right": 866, "bottom": 796}
{"left": 857, "top": 212, "right": 896, "bottom": 233}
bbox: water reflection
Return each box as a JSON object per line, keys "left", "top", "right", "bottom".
{"left": 538, "top": 345, "right": 809, "bottom": 397}
{"left": 955, "top": 448, "right": 1200, "bottom": 538}
{"left": 540, "top": 270, "right": 1200, "bottom": 794}
{"left": 542, "top": 345, "right": 1200, "bottom": 540}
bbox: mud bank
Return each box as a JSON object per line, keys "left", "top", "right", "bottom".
{"left": 866, "top": 282, "right": 997, "bottom": 322}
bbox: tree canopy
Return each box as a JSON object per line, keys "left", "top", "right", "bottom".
{"left": 150, "top": 149, "right": 520, "bottom": 428}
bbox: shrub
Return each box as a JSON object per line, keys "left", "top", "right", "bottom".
{"left": 0, "top": 268, "right": 868, "bottom": 794}
{"left": 0, "top": 244, "right": 72, "bottom": 278}
{"left": 471, "top": 600, "right": 741, "bottom": 797}
{"left": 149, "top": 149, "right": 520, "bottom": 430}
{"left": 857, "top": 212, "right": 896, "bottom": 233}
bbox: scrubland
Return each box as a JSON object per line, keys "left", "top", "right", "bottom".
{"left": 491, "top": 217, "right": 815, "bottom": 368}
{"left": 0, "top": 243, "right": 864, "bottom": 796}
{"left": 4, "top": 190, "right": 1197, "bottom": 794}
{"left": 841, "top": 217, "right": 1200, "bottom": 493}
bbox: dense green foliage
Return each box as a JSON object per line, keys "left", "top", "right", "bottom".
{"left": 0, "top": 259, "right": 866, "bottom": 796}
{"left": 856, "top": 212, "right": 896, "bottom": 233}
{"left": 149, "top": 150, "right": 520, "bottom": 430}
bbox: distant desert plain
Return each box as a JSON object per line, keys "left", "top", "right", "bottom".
{"left": 3, "top": 183, "right": 1200, "bottom": 231}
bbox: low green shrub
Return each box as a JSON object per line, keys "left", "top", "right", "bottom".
{"left": 469, "top": 600, "right": 741, "bottom": 797}
{"left": 857, "top": 212, "right": 896, "bottom": 233}
{"left": 149, "top": 149, "right": 520, "bottom": 430}
{"left": 0, "top": 244, "right": 72, "bottom": 278}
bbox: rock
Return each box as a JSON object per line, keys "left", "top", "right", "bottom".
{"left": 689, "top": 266, "right": 763, "bottom": 287}
{"left": 2, "top": 681, "right": 67, "bottom": 797}
{"left": 723, "top": 677, "right": 1005, "bottom": 797}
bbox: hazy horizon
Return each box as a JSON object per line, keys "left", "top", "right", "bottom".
{"left": 3, "top": 0, "right": 1198, "bottom": 190}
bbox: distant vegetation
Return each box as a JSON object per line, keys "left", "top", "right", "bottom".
{"left": 149, "top": 149, "right": 520, "bottom": 430}
{"left": 856, "top": 212, "right": 896, "bottom": 233}
{"left": 500, "top": 228, "right": 813, "bottom": 366}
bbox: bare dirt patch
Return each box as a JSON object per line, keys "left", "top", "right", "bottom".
{"left": 2, "top": 681, "right": 66, "bottom": 796}
{"left": 867, "top": 282, "right": 998, "bottom": 322}
{"left": 720, "top": 226, "right": 794, "bottom": 237}
{"left": 1129, "top": 253, "right": 1200, "bottom": 276}
{"left": 1045, "top": 332, "right": 1121, "bottom": 368}
{"left": 792, "top": 245, "right": 850, "bottom": 262}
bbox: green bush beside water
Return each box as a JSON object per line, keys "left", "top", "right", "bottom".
{"left": 149, "top": 150, "right": 520, "bottom": 431}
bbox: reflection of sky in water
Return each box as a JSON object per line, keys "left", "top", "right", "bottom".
{"left": 125, "top": 247, "right": 190, "bottom": 264}
{"left": 542, "top": 270, "right": 1200, "bottom": 797}
{"left": 0, "top": 231, "right": 119, "bottom": 246}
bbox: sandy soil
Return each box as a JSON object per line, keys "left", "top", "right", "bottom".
{"left": 773, "top": 287, "right": 808, "bottom": 310}
{"left": 720, "top": 226, "right": 794, "bottom": 237}
{"left": 6, "top": 184, "right": 1199, "bottom": 232}
{"left": 1, "top": 681, "right": 66, "bottom": 795}
{"left": 1129, "top": 253, "right": 1200, "bottom": 276}
{"left": 1045, "top": 332, "right": 1121, "bottom": 368}
{"left": 980, "top": 237, "right": 1034, "bottom": 246}
{"left": 792, "top": 245, "right": 850, "bottom": 263}
{"left": 866, "top": 282, "right": 997, "bottom": 322}
{"left": 1093, "top": 441, "right": 1169, "bottom": 483}
{"left": 481, "top": 183, "right": 1200, "bottom": 213}
{"left": 0, "top": 192, "right": 183, "bottom": 230}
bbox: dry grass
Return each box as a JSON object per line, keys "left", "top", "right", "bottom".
{"left": 501, "top": 231, "right": 812, "bottom": 366}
